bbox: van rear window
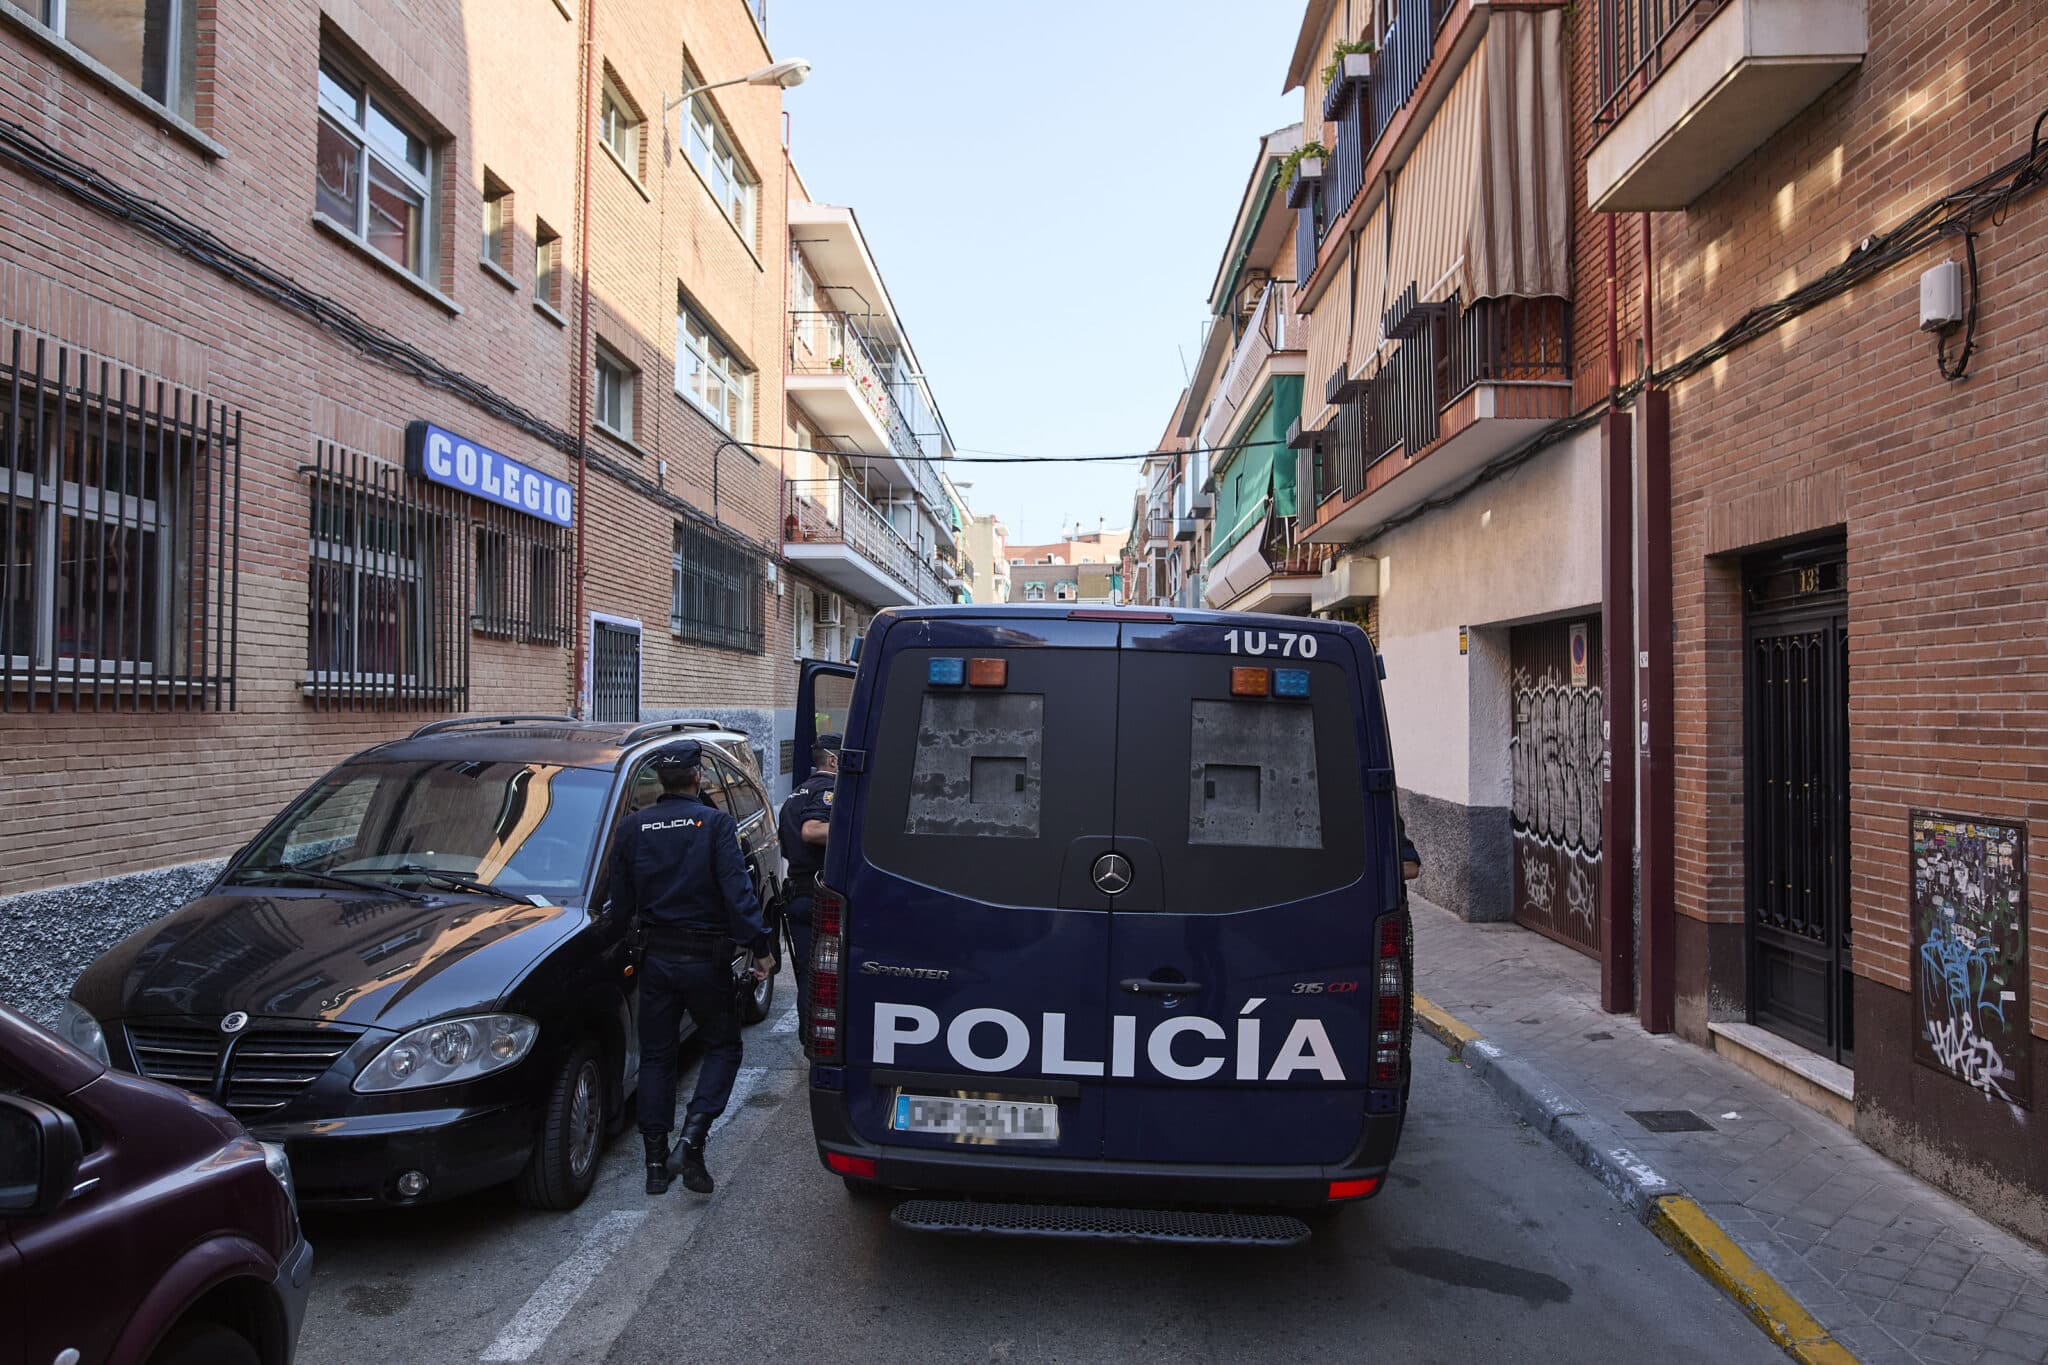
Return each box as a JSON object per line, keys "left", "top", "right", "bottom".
{"left": 1188, "top": 700, "right": 1323, "bottom": 848}
{"left": 905, "top": 693, "right": 1043, "bottom": 838}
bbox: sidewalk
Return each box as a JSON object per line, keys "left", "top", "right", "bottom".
{"left": 1410, "top": 896, "right": 2048, "bottom": 1365}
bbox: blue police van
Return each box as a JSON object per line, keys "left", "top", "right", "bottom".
{"left": 797, "top": 605, "right": 1412, "bottom": 1242}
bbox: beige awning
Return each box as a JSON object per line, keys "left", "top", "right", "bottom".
{"left": 1350, "top": 199, "right": 1390, "bottom": 379}
{"left": 1388, "top": 40, "right": 1486, "bottom": 307}
{"left": 1302, "top": 253, "right": 1352, "bottom": 431}
{"left": 1467, "top": 8, "right": 1571, "bottom": 300}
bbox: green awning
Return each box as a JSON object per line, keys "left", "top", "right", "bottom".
{"left": 1206, "top": 374, "right": 1303, "bottom": 567}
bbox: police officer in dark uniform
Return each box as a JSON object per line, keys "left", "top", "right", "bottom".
{"left": 775, "top": 733, "right": 839, "bottom": 1001}
{"left": 609, "top": 741, "right": 774, "bottom": 1197}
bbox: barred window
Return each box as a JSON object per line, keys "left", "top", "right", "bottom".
{"left": 2, "top": 327, "right": 241, "bottom": 712}
{"left": 305, "top": 441, "right": 468, "bottom": 709}
{"left": 473, "top": 511, "right": 570, "bottom": 645}
{"left": 670, "top": 522, "right": 763, "bottom": 653}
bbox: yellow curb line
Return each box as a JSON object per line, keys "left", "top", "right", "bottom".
{"left": 1412, "top": 993, "right": 1482, "bottom": 1049}
{"left": 1649, "top": 1195, "right": 1861, "bottom": 1365}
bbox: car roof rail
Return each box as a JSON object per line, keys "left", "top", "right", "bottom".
{"left": 620, "top": 718, "right": 734, "bottom": 748}
{"left": 409, "top": 714, "right": 579, "bottom": 739}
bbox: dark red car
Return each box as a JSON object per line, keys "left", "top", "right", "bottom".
{"left": 0, "top": 1002, "right": 312, "bottom": 1365}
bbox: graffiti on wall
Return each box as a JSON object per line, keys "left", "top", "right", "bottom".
{"left": 1910, "top": 811, "right": 2031, "bottom": 1108}
{"left": 1509, "top": 616, "right": 1603, "bottom": 954}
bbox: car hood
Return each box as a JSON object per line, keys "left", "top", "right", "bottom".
{"left": 72, "top": 888, "right": 589, "bottom": 1032}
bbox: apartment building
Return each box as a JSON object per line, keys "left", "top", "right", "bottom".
{"left": 780, "top": 175, "right": 963, "bottom": 663}
{"left": 0, "top": 0, "right": 961, "bottom": 1020}
{"left": 1005, "top": 525, "right": 1127, "bottom": 568}
{"left": 961, "top": 510, "right": 1009, "bottom": 607}
{"left": 1008, "top": 560, "right": 1119, "bottom": 607}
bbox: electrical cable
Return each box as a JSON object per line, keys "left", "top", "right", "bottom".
{"left": 1936, "top": 230, "right": 1977, "bottom": 381}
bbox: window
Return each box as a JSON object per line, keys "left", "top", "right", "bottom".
{"left": 670, "top": 522, "right": 763, "bottom": 652}
{"left": 16, "top": 0, "right": 198, "bottom": 120}
{"left": 473, "top": 513, "right": 570, "bottom": 645}
{"left": 535, "top": 221, "right": 563, "bottom": 313}
{"left": 685, "top": 91, "right": 757, "bottom": 239}
{"left": 317, "top": 55, "right": 436, "bottom": 279}
{"left": 305, "top": 441, "right": 466, "bottom": 708}
{"left": 1, "top": 330, "right": 242, "bottom": 708}
{"left": 712, "top": 752, "right": 765, "bottom": 824}
{"left": 481, "top": 171, "right": 512, "bottom": 271}
{"left": 1023, "top": 582, "right": 1045, "bottom": 602}
{"left": 1054, "top": 582, "right": 1076, "bottom": 602}
{"left": 904, "top": 693, "right": 1044, "bottom": 838}
{"left": 599, "top": 76, "right": 641, "bottom": 179}
{"left": 675, "top": 303, "right": 752, "bottom": 436}
{"left": 593, "top": 344, "right": 636, "bottom": 440}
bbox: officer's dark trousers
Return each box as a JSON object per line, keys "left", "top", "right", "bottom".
{"left": 635, "top": 953, "right": 743, "bottom": 1139}
{"left": 785, "top": 895, "right": 814, "bottom": 1005}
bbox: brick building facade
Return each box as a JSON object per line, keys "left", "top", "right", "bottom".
{"left": 0, "top": 0, "right": 962, "bottom": 1019}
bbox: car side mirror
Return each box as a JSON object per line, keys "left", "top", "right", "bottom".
{"left": 0, "top": 1093, "right": 85, "bottom": 1218}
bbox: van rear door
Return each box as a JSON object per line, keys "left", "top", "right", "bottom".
{"left": 838, "top": 616, "right": 1121, "bottom": 1159}
{"left": 1103, "top": 618, "right": 1389, "bottom": 1165}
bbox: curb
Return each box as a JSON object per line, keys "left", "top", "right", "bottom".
{"left": 1411, "top": 993, "right": 1860, "bottom": 1364}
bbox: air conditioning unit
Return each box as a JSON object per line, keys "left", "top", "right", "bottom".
{"left": 815, "top": 594, "right": 844, "bottom": 626}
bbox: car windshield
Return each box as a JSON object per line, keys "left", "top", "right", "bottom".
{"left": 235, "top": 760, "right": 614, "bottom": 903}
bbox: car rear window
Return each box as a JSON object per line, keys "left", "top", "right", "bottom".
{"left": 861, "top": 646, "right": 1114, "bottom": 907}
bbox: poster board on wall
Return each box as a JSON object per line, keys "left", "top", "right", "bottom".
{"left": 1909, "top": 811, "right": 2031, "bottom": 1108}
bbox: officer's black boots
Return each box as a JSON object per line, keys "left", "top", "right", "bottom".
{"left": 643, "top": 1132, "right": 673, "bottom": 1196}
{"left": 677, "top": 1113, "right": 714, "bottom": 1194}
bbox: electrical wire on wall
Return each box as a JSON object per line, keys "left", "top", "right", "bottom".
{"left": 1935, "top": 229, "right": 1978, "bottom": 381}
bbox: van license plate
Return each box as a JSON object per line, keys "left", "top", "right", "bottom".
{"left": 891, "top": 1094, "right": 1059, "bottom": 1143}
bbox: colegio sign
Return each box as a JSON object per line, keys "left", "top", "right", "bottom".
{"left": 406, "top": 421, "right": 574, "bottom": 528}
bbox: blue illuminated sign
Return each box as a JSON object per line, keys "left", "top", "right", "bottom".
{"left": 405, "top": 421, "right": 575, "bottom": 528}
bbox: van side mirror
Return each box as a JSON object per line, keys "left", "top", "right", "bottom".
{"left": 0, "top": 1093, "right": 84, "bottom": 1218}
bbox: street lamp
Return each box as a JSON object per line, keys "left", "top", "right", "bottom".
{"left": 664, "top": 58, "right": 810, "bottom": 120}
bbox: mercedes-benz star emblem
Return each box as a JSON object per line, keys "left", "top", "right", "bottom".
{"left": 1092, "top": 853, "right": 1133, "bottom": 896}
{"left": 220, "top": 1011, "right": 250, "bottom": 1035}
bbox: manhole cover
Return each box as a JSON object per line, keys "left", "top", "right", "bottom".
{"left": 1626, "top": 1109, "right": 1716, "bottom": 1133}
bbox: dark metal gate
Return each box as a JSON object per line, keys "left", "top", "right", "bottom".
{"left": 1743, "top": 543, "right": 1851, "bottom": 1062}
{"left": 1510, "top": 617, "right": 1604, "bottom": 957}
{"left": 590, "top": 619, "right": 640, "bottom": 723}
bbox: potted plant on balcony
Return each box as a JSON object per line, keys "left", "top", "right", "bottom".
{"left": 1321, "top": 38, "right": 1375, "bottom": 120}
{"left": 1282, "top": 141, "right": 1328, "bottom": 208}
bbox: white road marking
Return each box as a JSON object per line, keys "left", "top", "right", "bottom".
{"left": 771, "top": 1005, "right": 799, "bottom": 1033}
{"left": 709, "top": 1065, "right": 769, "bottom": 1135}
{"left": 479, "top": 1210, "right": 648, "bottom": 1363}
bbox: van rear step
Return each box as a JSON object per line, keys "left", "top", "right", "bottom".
{"left": 889, "top": 1199, "right": 1310, "bottom": 1247}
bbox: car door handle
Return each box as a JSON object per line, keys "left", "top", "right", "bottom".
{"left": 1121, "top": 978, "right": 1203, "bottom": 995}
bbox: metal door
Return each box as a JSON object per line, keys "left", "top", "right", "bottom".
{"left": 590, "top": 619, "right": 641, "bottom": 722}
{"left": 1744, "top": 547, "right": 1851, "bottom": 1062}
{"left": 1510, "top": 618, "right": 1604, "bottom": 957}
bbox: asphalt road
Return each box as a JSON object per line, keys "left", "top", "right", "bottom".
{"left": 296, "top": 970, "right": 1781, "bottom": 1365}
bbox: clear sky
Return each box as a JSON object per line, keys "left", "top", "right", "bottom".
{"left": 774, "top": 0, "right": 1303, "bottom": 547}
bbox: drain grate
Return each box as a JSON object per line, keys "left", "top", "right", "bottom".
{"left": 891, "top": 1200, "right": 1310, "bottom": 1247}
{"left": 1626, "top": 1109, "right": 1716, "bottom": 1133}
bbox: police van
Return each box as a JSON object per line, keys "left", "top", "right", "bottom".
{"left": 797, "top": 605, "right": 1411, "bottom": 1240}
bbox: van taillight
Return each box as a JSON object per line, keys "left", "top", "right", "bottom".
{"left": 808, "top": 884, "right": 847, "bottom": 1064}
{"left": 1373, "top": 912, "right": 1406, "bottom": 1086}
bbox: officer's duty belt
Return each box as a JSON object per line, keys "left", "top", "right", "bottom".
{"left": 641, "top": 927, "right": 731, "bottom": 957}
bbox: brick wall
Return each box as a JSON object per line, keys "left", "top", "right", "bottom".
{"left": 1641, "top": 0, "right": 2048, "bottom": 1038}
{"left": 0, "top": 0, "right": 798, "bottom": 898}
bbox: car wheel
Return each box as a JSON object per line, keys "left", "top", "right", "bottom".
{"left": 738, "top": 957, "right": 775, "bottom": 1025}
{"left": 150, "top": 1321, "right": 260, "bottom": 1365}
{"left": 515, "top": 1039, "right": 604, "bottom": 1211}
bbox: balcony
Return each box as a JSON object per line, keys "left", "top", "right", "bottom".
{"left": 784, "top": 478, "right": 945, "bottom": 608}
{"left": 1198, "top": 281, "right": 1303, "bottom": 452}
{"left": 1143, "top": 512, "right": 1174, "bottom": 550}
{"left": 1306, "top": 296, "right": 1572, "bottom": 544}
{"left": 1205, "top": 532, "right": 1333, "bottom": 614}
{"left": 787, "top": 310, "right": 941, "bottom": 506}
{"left": 1588, "top": 0, "right": 1866, "bottom": 211}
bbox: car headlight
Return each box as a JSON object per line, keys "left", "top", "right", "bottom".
{"left": 56, "top": 1001, "right": 111, "bottom": 1065}
{"left": 352, "top": 1014, "right": 538, "bottom": 1093}
{"left": 260, "top": 1140, "right": 299, "bottom": 1216}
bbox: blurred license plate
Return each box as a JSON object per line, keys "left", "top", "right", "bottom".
{"left": 891, "top": 1094, "right": 1059, "bottom": 1143}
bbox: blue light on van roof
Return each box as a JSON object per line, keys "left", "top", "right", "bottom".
{"left": 1273, "top": 668, "right": 1311, "bottom": 698}
{"left": 928, "top": 657, "right": 965, "bottom": 687}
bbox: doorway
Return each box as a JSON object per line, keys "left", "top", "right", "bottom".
{"left": 1743, "top": 540, "right": 1851, "bottom": 1063}
{"left": 1509, "top": 617, "right": 1604, "bottom": 957}
{"left": 590, "top": 616, "right": 642, "bottom": 722}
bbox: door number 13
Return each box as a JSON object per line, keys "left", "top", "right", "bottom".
{"left": 1224, "top": 629, "right": 1317, "bottom": 658}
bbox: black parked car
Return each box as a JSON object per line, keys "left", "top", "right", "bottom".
{"left": 61, "top": 716, "right": 786, "bottom": 1211}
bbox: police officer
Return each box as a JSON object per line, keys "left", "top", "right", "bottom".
{"left": 609, "top": 740, "right": 775, "bottom": 1197}
{"left": 776, "top": 733, "right": 839, "bottom": 1001}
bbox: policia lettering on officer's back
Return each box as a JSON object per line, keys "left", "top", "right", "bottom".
{"left": 609, "top": 740, "right": 775, "bottom": 1196}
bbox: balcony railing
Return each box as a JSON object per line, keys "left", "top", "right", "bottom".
{"left": 787, "top": 310, "right": 940, "bottom": 504}
{"left": 1200, "top": 281, "right": 1299, "bottom": 452}
{"left": 1447, "top": 296, "right": 1573, "bottom": 397}
{"left": 786, "top": 477, "right": 924, "bottom": 598}
{"left": 1595, "top": 0, "right": 1719, "bottom": 129}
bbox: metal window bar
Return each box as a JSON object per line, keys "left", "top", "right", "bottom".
{"left": 671, "top": 520, "right": 764, "bottom": 653}
{"left": 1447, "top": 297, "right": 1574, "bottom": 399}
{"left": 0, "top": 325, "right": 239, "bottom": 712}
{"left": 305, "top": 440, "right": 468, "bottom": 711}
{"left": 1596, "top": 0, "right": 1722, "bottom": 128}
{"left": 470, "top": 507, "right": 572, "bottom": 646}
